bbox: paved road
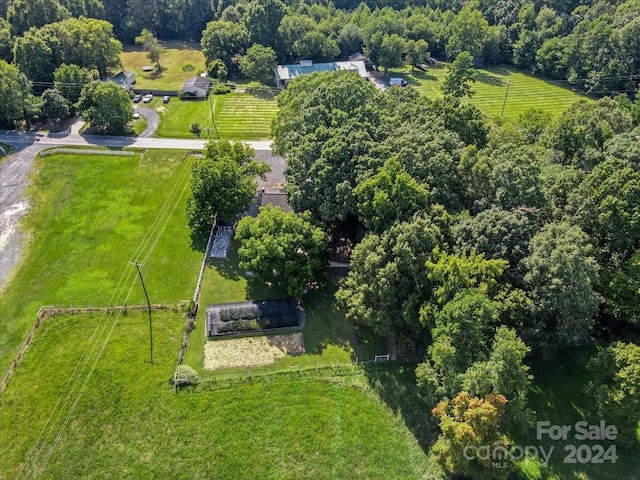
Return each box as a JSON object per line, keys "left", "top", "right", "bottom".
{"left": 0, "top": 129, "right": 274, "bottom": 291}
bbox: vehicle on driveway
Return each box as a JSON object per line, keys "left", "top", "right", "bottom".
{"left": 143, "top": 94, "right": 153, "bottom": 103}
{"left": 163, "top": 96, "right": 170, "bottom": 103}
{"left": 389, "top": 78, "right": 408, "bottom": 87}
{"left": 133, "top": 94, "right": 142, "bottom": 103}
{"left": 132, "top": 112, "right": 141, "bottom": 119}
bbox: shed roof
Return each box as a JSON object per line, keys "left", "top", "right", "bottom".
{"left": 110, "top": 70, "right": 135, "bottom": 87}
{"left": 182, "top": 76, "right": 210, "bottom": 90}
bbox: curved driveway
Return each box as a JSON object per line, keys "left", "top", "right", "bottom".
{"left": 0, "top": 129, "right": 273, "bottom": 291}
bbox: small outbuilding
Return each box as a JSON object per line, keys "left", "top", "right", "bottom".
{"left": 109, "top": 71, "right": 136, "bottom": 91}
{"left": 181, "top": 76, "right": 211, "bottom": 98}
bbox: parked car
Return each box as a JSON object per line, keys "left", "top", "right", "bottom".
{"left": 132, "top": 112, "right": 141, "bottom": 119}
{"left": 133, "top": 94, "right": 142, "bottom": 103}
{"left": 142, "top": 94, "right": 153, "bottom": 103}
{"left": 389, "top": 78, "right": 408, "bottom": 87}
{"left": 163, "top": 95, "right": 170, "bottom": 103}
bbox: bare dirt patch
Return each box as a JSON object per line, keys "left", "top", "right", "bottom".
{"left": 203, "top": 333, "right": 305, "bottom": 370}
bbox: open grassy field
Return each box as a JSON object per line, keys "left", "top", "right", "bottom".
{"left": 0, "top": 310, "right": 438, "bottom": 479}
{"left": 121, "top": 41, "right": 206, "bottom": 90}
{"left": 0, "top": 148, "right": 202, "bottom": 375}
{"left": 387, "top": 64, "right": 587, "bottom": 122}
{"left": 153, "top": 89, "right": 278, "bottom": 140}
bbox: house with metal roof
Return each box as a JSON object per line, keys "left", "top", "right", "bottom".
{"left": 274, "top": 60, "right": 368, "bottom": 89}
{"left": 109, "top": 71, "right": 136, "bottom": 91}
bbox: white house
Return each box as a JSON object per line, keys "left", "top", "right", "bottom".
{"left": 274, "top": 60, "right": 368, "bottom": 89}
{"left": 181, "top": 76, "right": 211, "bottom": 98}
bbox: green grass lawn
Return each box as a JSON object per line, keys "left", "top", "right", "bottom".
{"left": 121, "top": 41, "right": 206, "bottom": 90}
{"left": 384, "top": 64, "right": 587, "bottom": 122}
{"left": 154, "top": 90, "right": 278, "bottom": 140}
{"left": 183, "top": 241, "right": 387, "bottom": 376}
{"left": 512, "top": 346, "right": 640, "bottom": 479}
{"left": 0, "top": 149, "right": 203, "bottom": 375}
{"left": 0, "top": 310, "right": 438, "bottom": 479}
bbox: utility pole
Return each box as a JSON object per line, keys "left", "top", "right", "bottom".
{"left": 501, "top": 81, "right": 511, "bottom": 117}
{"left": 131, "top": 261, "right": 153, "bottom": 365}
{"left": 208, "top": 92, "right": 220, "bottom": 139}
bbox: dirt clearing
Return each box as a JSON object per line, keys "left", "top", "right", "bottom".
{"left": 203, "top": 333, "right": 305, "bottom": 370}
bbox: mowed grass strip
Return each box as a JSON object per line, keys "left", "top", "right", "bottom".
{"left": 121, "top": 42, "right": 206, "bottom": 90}
{"left": 154, "top": 92, "right": 278, "bottom": 140}
{"left": 0, "top": 311, "right": 436, "bottom": 480}
{"left": 389, "top": 64, "right": 587, "bottom": 121}
{"left": 0, "top": 149, "right": 202, "bottom": 374}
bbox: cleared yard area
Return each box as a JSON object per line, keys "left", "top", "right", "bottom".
{"left": 385, "top": 64, "right": 587, "bottom": 121}
{"left": 204, "top": 333, "right": 305, "bottom": 369}
{"left": 0, "top": 311, "right": 437, "bottom": 479}
{"left": 121, "top": 42, "right": 206, "bottom": 90}
{"left": 153, "top": 91, "right": 278, "bottom": 139}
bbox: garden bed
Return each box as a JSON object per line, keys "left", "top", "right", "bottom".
{"left": 206, "top": 298, "right": 303, "bottom": 337}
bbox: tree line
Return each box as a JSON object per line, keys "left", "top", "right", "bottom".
{"left": 251, "top": 68, "right": 637, "bottom": 476}
{"left": 2, "top": 0, "right": 638, "bottom": 91}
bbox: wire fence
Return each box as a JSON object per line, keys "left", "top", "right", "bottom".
{"left": 188, "top": 357, "right": 401, "bottom": 392}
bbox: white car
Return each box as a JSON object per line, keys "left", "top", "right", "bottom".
{"left": 132, "top": 112, "right": 141, "bottom": 119}
{"left": 142, "top": 94, "right": 153, "bottom": 103}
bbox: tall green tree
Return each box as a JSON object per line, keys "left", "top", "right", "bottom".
{"left": 236, "top": 205, "right": 330, "bottom": 296}
{"left": 240, "top": 44, "right": 277, "bottom": 83}
{"left": 336, "top": 213, "right": 444, "bottom": 339}
{"left": 442, "top": 51, "right": 477, "bottom": 99}
{"left": 272, "top": 71, "right": 379, "bottom": 228}
{"left": 404, "top": 39, "right": 429, "bottom": 72}
{"left": 244, "top": 0, "right": 286, "bottom": 52}
{"left": 445, "top": 4, "right": 490, "bottom": 58}
{"left": 523, "top": 222, "right": 600, "bottom": 358}
{"left": 40, "top": 88, "right": 69, "bottom": 122}
{"left": 587, "top": 342, "right": 640, "bottom": 447}
{"left": 54, "top": 63, "right": 93, "bottom": 104}
{"left": 201, "top": 20, "right": 250, "bottom": 71}
{"left": 0, "top": 60, "right": 40, "bottom": 127}
{"left": 7, "top": 0, "right": 69, "bottom": 36}
{"left": 354, "top": 158, "right": 429, "bottom": 234}
{"left": 76, "top": 80, "right": 132, "bottom": 132}
{"left": 135, "top": 28, "right": 164, "bottom": 70}
{"left": 185, "top": 141, "right": 269, "bottom": 236}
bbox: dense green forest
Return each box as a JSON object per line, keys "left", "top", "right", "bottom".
{"left": 267, "top": 68, "right": 640, "bottom": 477}
{"left": 2, "top": 0, "right": 639, "bottom": 126}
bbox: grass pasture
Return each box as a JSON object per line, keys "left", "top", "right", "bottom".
{"left": 153, "top": 90, "right": 278, "bottom": 140}
{"left": 0, "top": 310, "right": 437, "bottom": 479}
{"left": 385, "top": 64, "right": 587, "bottom": 121}
{"left": 121, "top": 41, "right": 206, "bottom": 90}
{"left": 0, "top": 148, "right": 203, "bottom": 375}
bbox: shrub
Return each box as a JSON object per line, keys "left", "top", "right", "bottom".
{"left": 182, "top": 63, "right": 195, "bottom": 72}
{"left": 189, "top": 122, "right": 201, "bottom": 137}
{"left": 175, "top": 364, "right": 199, "bottom": 385}
{"left": 213, "top": 84, "right": 231, "bottom": 95}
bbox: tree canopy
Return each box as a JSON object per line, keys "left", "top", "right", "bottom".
{"left": 236, "top": 205, "right": 329, "bottom": 296}
{"left": 185, "top": 141, "right": 269, "bottom": 236}
{"left": 76, "top": 80, "right": 131, "bottom": 132}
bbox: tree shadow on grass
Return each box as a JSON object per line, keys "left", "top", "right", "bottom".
{"left": 245, "top": 86, "right": 279, "bottom": 100}
{"left": 409, "top": 70, "right": 438, "bottom": 82}
{"left": 362, "top": 362, "right": 439, "bottom": 453}
{"left": 477, "top": 72, "right": 506, "bottom": 86}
